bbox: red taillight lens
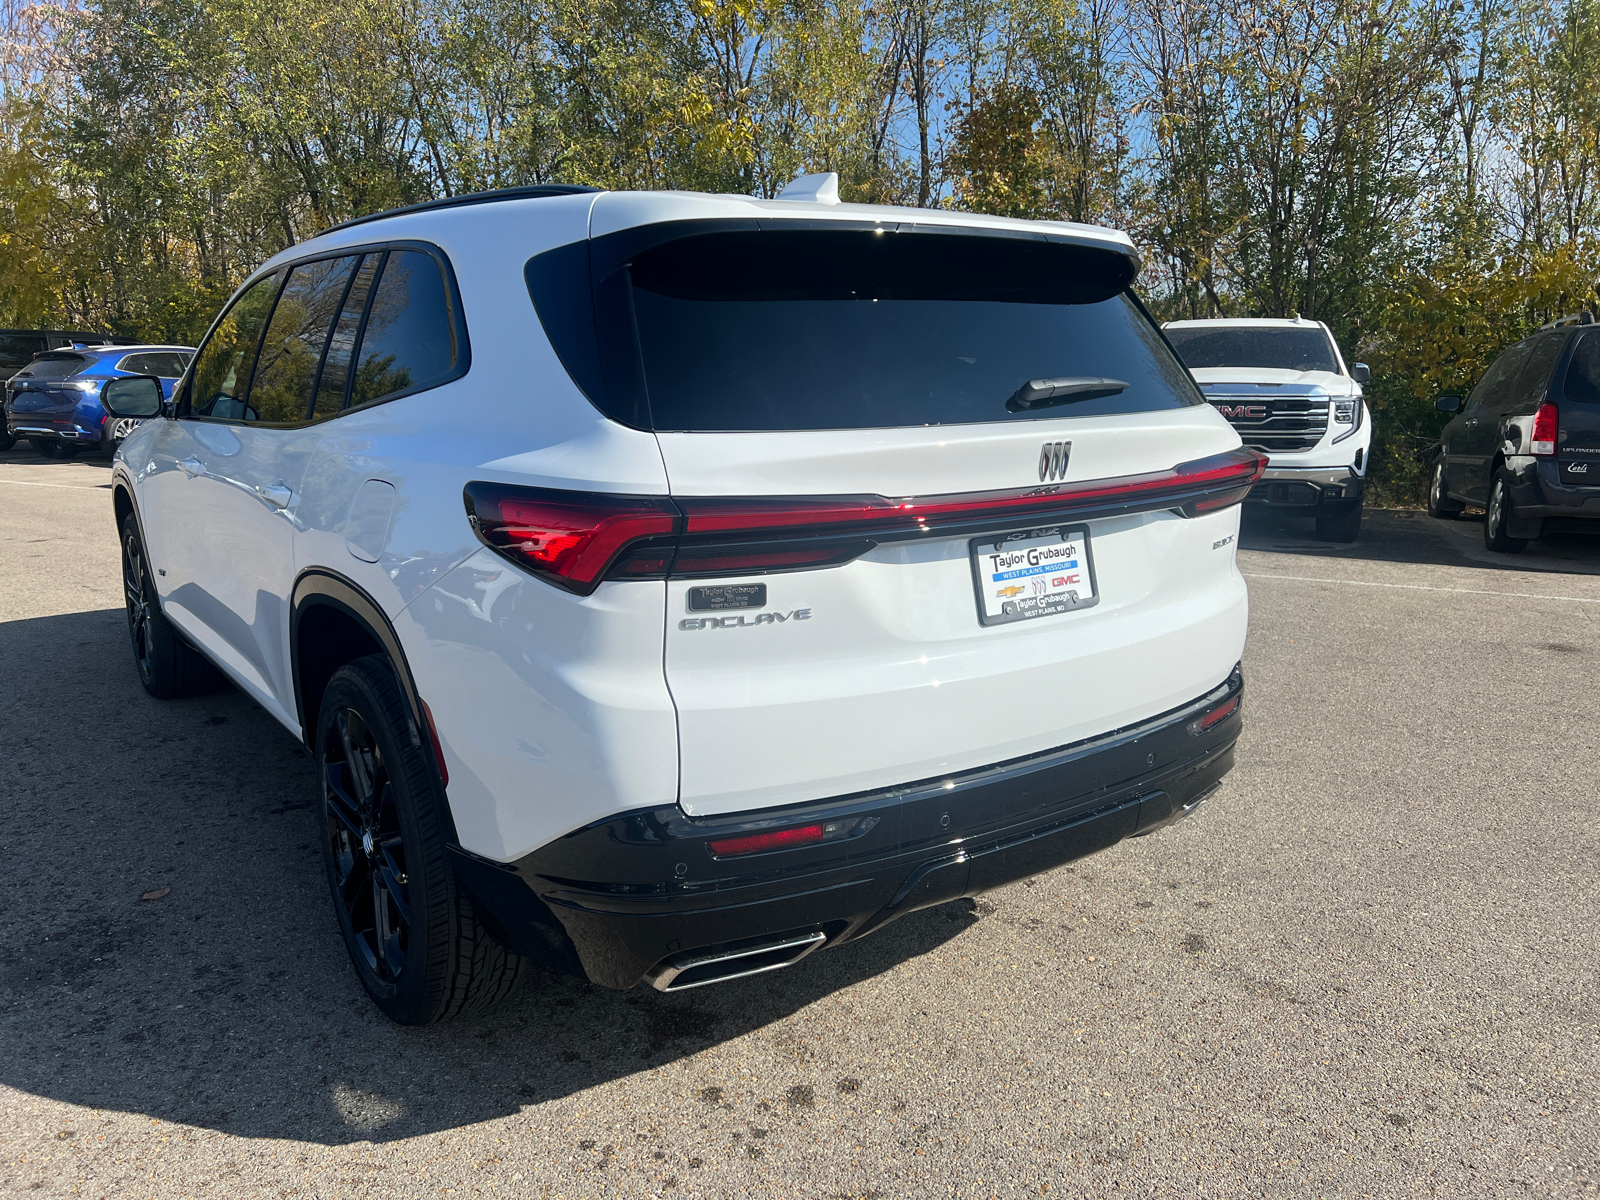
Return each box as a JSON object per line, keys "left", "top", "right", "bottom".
{"left": 1187, "top": 695, "right": 1240, "bottom": 736}
{"left": 1532, "top": 402, "right": 1558, "bottom": 457}
{"left": 463, "top": 483, "right": 677, "bottom": 591}
{"left": 708, "top": 824, "right": 826, "bottom": 857}
{"left": 1176, "top": 449, "right": 1269, "bottom": 514}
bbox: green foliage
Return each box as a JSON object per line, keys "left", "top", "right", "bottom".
{"left": 4, "top": 0, "right": 1600, "bottom": 504}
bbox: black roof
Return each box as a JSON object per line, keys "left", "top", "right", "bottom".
{"left": 316, "top": 184, "right": 602, "bottom": 237}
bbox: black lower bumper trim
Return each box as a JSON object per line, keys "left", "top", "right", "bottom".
{"left": 450, "top": 667, "right": 1244, "bottom": 989}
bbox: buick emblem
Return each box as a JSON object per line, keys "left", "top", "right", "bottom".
{"left": 1038, "top": 441, "right": 1071, "bottom": 482}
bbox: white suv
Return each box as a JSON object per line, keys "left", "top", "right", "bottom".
{"left": 1163, "top": 317, "right": 1371, "bottom": 542}
{"left": 106, "top": 178, "right": 1260, "bottom": 1023}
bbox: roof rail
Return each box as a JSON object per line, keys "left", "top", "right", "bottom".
{"left": 1540, "top": 311, "right": 1596, "bottom": 330}
{"left": 316, "top": 184, "right": 603, "bottom": 237}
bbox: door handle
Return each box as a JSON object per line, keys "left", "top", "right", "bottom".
{"left": 258, "top": 482, "right": 293, "bottom": 509}
{"left": 178, "top": 456, "right": 205, "bottom": 477}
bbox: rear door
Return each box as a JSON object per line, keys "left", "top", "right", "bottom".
{"left": 1456, "top": 340, "right": 1533, "bottom": 503}
{"left": 562, "top": 221, "right": 1251, "bottom": 816}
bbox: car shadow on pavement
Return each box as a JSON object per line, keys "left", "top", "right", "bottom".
{"left": 0, "top": 607, "right": 976, "bottom": 1145}
{"left": 1239, "top": 505, "right": 1600, "bottom": 576}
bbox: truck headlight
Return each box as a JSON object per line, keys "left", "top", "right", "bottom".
{"left": 1333, "top": 399, "right": 1356, "bottom": 423}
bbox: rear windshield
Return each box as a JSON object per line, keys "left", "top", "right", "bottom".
{"left": 528, "top": 227, "right": 1200, "bottom": 432}
{"left": 1565, "top": 330, "right": 1600, "bottom": 405}
{"left": 14, "top": 353, "right": 89, "bottom": 380}
{"left": 1165, "top": 326, "right": 1339, "bottom": 374}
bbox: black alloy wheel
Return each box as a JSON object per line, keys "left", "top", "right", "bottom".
{"left": 119, "top": 514, "right": 220, "bottom": 698}
{"left": 316, "top": 657, "right": 526, "bottom": 1023}
{"left": 323, "top": 705, "right": 413, "bottom": 988}
{"left": 1427, "top": 459, "right": 1464, "bottom": 519}
{"left": 1483, "top": 471, "right": 1529, "bottom": 553}
{"left": 122, "top": 520, "right": 157, "bottom": 687}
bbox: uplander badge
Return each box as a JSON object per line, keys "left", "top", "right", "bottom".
{"left": 681, "top": 609, "right": 812, "bottom": 630}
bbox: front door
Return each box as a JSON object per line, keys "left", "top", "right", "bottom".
{"left": 157, "top": 256, "right": 360, "bottom": 729}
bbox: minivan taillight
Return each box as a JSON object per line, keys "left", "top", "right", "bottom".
{"left": 1531, "top": 402, "right": 1558, "bottom": 456}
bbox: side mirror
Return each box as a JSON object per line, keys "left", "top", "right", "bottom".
{"left": 1435, "top": 394, "right": 1463, "bottom": 414}
{"left": 1350, "top": 362, "right": 1371, "bottom": 385}
{"left": 102, "top": 375, "right": 164, "bottom": 418}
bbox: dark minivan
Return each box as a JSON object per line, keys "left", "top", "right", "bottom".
{"left": 1430, "top": 314, "right": 1600, "bottom": 551}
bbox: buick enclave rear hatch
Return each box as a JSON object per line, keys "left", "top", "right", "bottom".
{"left": 523, "top": 218, "right": 1255, "bottom": 815}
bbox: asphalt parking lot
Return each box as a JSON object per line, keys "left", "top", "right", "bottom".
{"left": 2, "top": 444, "right": 1598, "bottom": 1199}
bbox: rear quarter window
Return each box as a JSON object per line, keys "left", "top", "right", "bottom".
{"left": 528, "top": 226, "right": 1198, "bottom": 432}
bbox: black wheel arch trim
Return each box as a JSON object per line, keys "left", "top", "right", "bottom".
{"left": 290, "top": 567, "right": 459, "bottom": 845}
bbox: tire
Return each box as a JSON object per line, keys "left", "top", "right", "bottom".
{"left": 1483, "top": 471, "right": 1528, "bottom": 554}
{"left": 1315, "top": 501, "right": 1362, "bottom": 543}
{"left": 120, "top": 514, "right": 224, "bottom": 698}
{"left": 1427, "top": 459, "right": 1464, "bottom": 519}
{"left": 317, "top": 656, "right": 526, "bottom": 1024}
{"left": 0, "top": 429, "right": 14, "bottom": 452}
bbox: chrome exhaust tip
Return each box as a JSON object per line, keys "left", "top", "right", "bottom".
{"left": 647, "top": 929, "right": 827, "bottom": 992}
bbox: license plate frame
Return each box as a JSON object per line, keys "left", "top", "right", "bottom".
{"left": 969, "top": 524, "right": 1099, "bottom": 627}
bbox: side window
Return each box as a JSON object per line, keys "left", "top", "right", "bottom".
{"left": 1467, "top": 341, "right": 1533, "bottom": 413}
{"left": 349, "top": 250, "right": 458, "bottom": 409}
{"left": 248, "top": 256, "right": 360, "bottom": 422}
{"left": 1565, "top": 331, "right": 1600, "bottom": 405}
{"left": 1502, "top": 333, "right": 1566, "bottom": 413}
{"left": 311, "top": 255, "right": 379, "bottom": 420}
{"left": 188, "top": 273, "right": 281, "bottom": 420}
{"left": 119, "top": 352, "right": 189, "bottom": 377}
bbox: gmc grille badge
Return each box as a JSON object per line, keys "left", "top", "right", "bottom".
{"left": 1038, "top": 441, "right": 1071, "bottom": 482}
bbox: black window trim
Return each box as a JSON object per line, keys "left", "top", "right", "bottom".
{"left": 177, "top": 238, "right": 471, "bottom": 428}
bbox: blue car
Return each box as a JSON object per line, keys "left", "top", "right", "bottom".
{"left": 5, "top": 343, "right": 194, "bottom": 457}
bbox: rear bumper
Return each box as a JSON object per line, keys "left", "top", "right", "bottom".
{"left": 5, "top": 416, "right": 107, "bottom": 442}
{"left": 450, "top": 666, "right": 1244, "bottom": 990}
{"left": 1244, "top": 465, "right": 1363, "bottom": 514}
{"left": 1505, "top": 458, "right": 1600, "bottom": 524}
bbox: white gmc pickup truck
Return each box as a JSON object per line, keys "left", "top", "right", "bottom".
{"left": 1164, "top": 317, "right": 1371, "bottom": 542}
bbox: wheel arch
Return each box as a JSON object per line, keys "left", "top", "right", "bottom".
{"left": 291, "top": 569, "right": 458, "bottom": 843}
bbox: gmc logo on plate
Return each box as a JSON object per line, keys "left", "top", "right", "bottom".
{"left": 1212, "top": 403, "right": 1268, "bottom": 419}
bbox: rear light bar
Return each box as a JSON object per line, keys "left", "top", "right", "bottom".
{"left": 464, "top": 447, "right": 1267, "bottom": 593}
{"left": 1531, "top": 402, "right": 1558, "bottom": 456}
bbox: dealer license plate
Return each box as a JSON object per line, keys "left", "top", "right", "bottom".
{"left": 969, "top": 525, "right": 1098, "bottom": 626}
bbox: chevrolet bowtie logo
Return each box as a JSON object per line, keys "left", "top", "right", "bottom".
{"left": 1038, "top": 440, "right": 1071, "bottom": 482}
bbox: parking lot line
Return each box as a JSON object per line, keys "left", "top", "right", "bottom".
{"left": 1243, "top": 570, "right": 1600, "bottom": 604}
{"left": 0, "top": 478, "right": 110, "bottom": 490}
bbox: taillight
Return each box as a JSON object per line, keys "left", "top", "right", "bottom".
{"left": 463, "top": 483, "right": 677, "bottom": 592}
{"left": 1531, "top": 402, "right": 1558, "bottom": 457}
{"left": 465, "top": 447, "right": 1270, "bottom": 590}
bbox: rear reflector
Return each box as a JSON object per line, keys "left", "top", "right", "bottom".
{"left": 706, "top": 815, "right": 876, "bottom": 857}
{"left": 464, "top": 447, "right": 1268, "bottom": 592}
{"left": 707, "top": 824, "right": 827, "bottom": 857}
{"left": 1187, "top": 695, "right": 1240, "bottom": 736}
{"left": 1531, "top": 402, "right": 1558, "bottom": 457}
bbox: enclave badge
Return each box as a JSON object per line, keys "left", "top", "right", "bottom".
{"left": 1038, "top": 441, "right": 1071, "bottom": 482}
